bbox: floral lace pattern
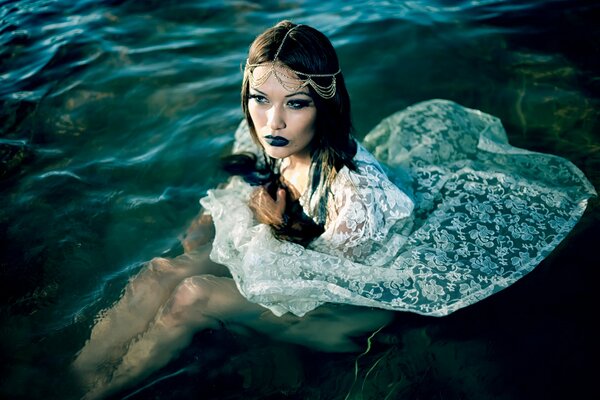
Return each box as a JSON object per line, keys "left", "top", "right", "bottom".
{"left": 201, "top": 100, "right": 596, "bottom": 317}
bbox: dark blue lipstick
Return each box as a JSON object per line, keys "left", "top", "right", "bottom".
{"left": 264, "top": 135, "right": 289, "bottom": 147}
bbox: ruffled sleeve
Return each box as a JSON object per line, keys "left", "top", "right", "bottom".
{"left": 200, "top": 145, "right": 416, "bottom": 318}
{"left": 310, "top": 145, "right": 414, "bottom": 265}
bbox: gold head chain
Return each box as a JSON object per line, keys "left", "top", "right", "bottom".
{"left": 245, "top": 25, "right": 341, "bottom": 99}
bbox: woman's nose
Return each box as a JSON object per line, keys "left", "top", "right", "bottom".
{"left": 267, "top": 105, "right": 286, "bottom": 131}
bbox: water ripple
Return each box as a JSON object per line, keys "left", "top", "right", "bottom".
{"left": 37, "top": 169, "right": 84, "bottom": 181}
{"left": 0, "top": 1, "right": 598, "bottom": 398}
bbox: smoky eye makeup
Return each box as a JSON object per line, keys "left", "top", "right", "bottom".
{"left": 248, "top": 90, "right": 313, "bottom": 110}
{"left": 248, "top": 93, "right": 268, "bottom": 103}
{"left": 287, "top": 98, "right": 313, "bottom": 109}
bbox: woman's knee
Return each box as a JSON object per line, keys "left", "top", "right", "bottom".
{"left": 146, "top": 257, "right": 174, "bottom": 274}
{"left": 160, "top": 275, "right": 220, "bottom": 325}
{"left": 147, "top": 251, "right": 229, "bottom": 279}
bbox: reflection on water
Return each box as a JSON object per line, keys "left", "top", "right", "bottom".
{"left": 1, "top": 0, "right": 598, "bottom": 399}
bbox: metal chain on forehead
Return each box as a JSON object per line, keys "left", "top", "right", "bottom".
{"left": 246, "top": 24, "right": 341, "bottom": 99}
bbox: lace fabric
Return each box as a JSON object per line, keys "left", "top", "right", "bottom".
{"left": 200, "top": 99, "right": 596, "bottom": 317}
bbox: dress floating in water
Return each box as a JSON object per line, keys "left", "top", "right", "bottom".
{"left": 201, "top": 99, "right": 596, "bottom": 317}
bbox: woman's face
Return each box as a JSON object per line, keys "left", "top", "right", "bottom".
{"left": 247, "top": 64, "right": 317, "bottom": 162}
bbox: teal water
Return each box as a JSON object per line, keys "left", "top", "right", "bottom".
{"left": 1, "top": 0, "right": 599, "bottom": 399}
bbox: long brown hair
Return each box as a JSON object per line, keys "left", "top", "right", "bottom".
{"left": 241, "top": 20, "right": 356, "bottom": 225}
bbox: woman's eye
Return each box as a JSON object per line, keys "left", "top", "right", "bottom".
{"left": 287, "top": 99, "right": 311, "bottom": 110}
{"left": 249, "top": 94, "right": 268, "bottom": 104}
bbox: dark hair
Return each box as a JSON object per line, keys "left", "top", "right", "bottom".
{"left": 226, "top": 21, "right": 356, "bottom": 243}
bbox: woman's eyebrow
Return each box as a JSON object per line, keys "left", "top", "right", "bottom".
{"left": 285, "top": 91, "right": 312, "bottom": 98}
{"left": 250, "top": 88, "right": 312, "bottom": 98}
{"left": 249, "top": 88, "right": 267, "bottom": 95}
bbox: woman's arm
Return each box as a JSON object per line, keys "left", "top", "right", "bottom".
{"left": 311, "top": 167, "right": 414, "bottom": 262}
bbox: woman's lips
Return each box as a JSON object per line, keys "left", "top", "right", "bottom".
{"left": 264, "top": 135, "right": 289, "bottom": 147}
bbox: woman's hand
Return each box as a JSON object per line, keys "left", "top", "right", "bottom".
{"left": 181, "top": 212, "right": 215, "bottom": 253}
{"left": 249, "top": 186, "right": 287, "bottom": 227}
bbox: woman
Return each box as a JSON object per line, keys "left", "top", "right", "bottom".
{"left": 73, "top": 20, "right": 596, "bottom": 398}
{"left": 73, "top": 21, "right": 398, "bottom": 398}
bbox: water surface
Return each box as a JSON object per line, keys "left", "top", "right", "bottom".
{"left": 1, "top": 0, "right": 598, "bottom": 399}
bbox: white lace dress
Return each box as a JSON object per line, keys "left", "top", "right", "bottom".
{"left": 200, "top": 99, "right": 596, "bottom": 317}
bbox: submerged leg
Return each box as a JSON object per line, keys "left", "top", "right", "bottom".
{"left": 271, "top": 304, "right": 394, "bottom": 352}
{"left": 73, "top": 247, "right": 228, "bottom": 389}
{"left": 91, "top": 275, "right": 265, "bottom": 398}
{"left": 81, "top": 269, "right": 394, "bottom": 399}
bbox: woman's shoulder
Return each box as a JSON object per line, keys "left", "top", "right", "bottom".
{"left": 331, "top": 143, "right": 414, "bottom": 215}
{"left": 336, "top": 143, "right": 395, "bottom": 190}
{"left": 354, "top": 143, "right": 387, "bottom": 175}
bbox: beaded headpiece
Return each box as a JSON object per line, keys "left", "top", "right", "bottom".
{"left": 245, "top": 24, "right": 341, "bottom": 99}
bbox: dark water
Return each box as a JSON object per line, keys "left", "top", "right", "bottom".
{"left": 1, "top": 0, "right": 599, "bottom": 399}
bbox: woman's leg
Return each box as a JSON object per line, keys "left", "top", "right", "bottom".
{"left": 90, "top": 274, "right": 395, "bottom": 398}
{"left": 74, "top": 213, "right": 217, "bottom": 375}
{"left": 89, "top": 274, "right": 267, "bottom": 398}
{"left": 73, "top": 246, "right": 228, "bottom": 388}
{"left": 264, "top": 304, "right": 394, "bottom": 352}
